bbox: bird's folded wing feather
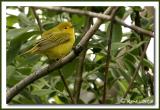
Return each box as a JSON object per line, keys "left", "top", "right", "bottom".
{"left": 41, "top": 28, "right": 58, "bottom": 38}
{"left": 36, "top": 32, "right": 70, "bottom": 51}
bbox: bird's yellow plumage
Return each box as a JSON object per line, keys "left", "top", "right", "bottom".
{"left": 22, "top": 22, "right": 75, "bottom": 60}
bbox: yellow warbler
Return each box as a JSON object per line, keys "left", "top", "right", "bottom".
{"left": 22, "top": 22, "right": 75, "bottom": 60}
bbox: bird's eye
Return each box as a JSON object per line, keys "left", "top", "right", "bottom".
{"left": 64, "top": 27, "right": 68, "bottom": 29}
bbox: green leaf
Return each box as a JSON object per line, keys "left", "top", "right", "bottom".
{"left": 116, "top": 7, "right": 125, "bottom": 18}
{"left": 117, "top": 80, "right": 128, "bottom": 93}
{"left": 132, "top": 6, "right": 143, "bottom": 12}
{"left": 32, "top": 89, "right": 53, "bottom": 96}
{"left": 17, "top": 67, "right": 32, "bottom": 75}
{"left": 52, "top": 95, "right": 65, "bottom": 104}
{"left": 130, "top": 11, "right": 136, "bottom": 21}
{"left": 112, "top": 59, "right": 131, "bottom": 82}
{"left": 43, "top": 22, "right": 58, "bottom": 30}
{"left": 112, "top": 23, "right": 122, "bottom": 42}
{"left": 106, "top": 22, "right": 124, "bottom": 56}
{"left": 105, "top": 21, "right": 111, "bottom": 31}
{"left": 55, "top": 81, "right": 64, "bottom": 91}
{"left": 124, "top": 58, "right": 135, "bottom": 74}
{"left": 58, "top": 95, "right": 69, "bottom": 104}
{"left": 92, "top": 47, "right": 102, "bottom": 53}
{"left": 142, "top": 58, "right": 154, "bottom": 70}
{"left": 12, "top": 95, "right": 35, "bottom": 104}
{"left": 32, "top": 79, "right": 46, "bottom": 90}
{"left": 7, "top": 15, "right": 18, "bottom": 27}
{"left": 71, "top": 14, "right": 86, "bottom": 30}
{"left": 94, "top": 53, "right": 104, "bottom": 62}
{"left": 110, "top": 67, "right": 119, "bottom": 79}
{"left": 61, "top": 59, "right": 78, "bottom": 78}
{"left": 7, "top": 31, "right": 40, "bottom": 64}
{"left": 18, "top": 13, "right": 34, "bottom": 27}
{"left": 7, "top": 27, "right": 33, "bottom": 40}
{"left": 124, "top": 53, "right": 137, "bottom": 63}
{"left": 112, "top": 42, "right": 129, "bottom": 50}
{"left": 7, "top": 66, "right": 25, "bottom": 86}
{"left": 7, "top": 65, "right": 16, "bottom": 83}
{"left": 127, "top": 41, "right": 148, "bottom": 53}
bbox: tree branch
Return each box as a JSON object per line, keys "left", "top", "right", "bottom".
{"left": 58, "top": 69, "right": 74, "bottom": 104}
{"left": 7, "top": 7, "right": 114, "bottom": 103}
{"left": 31, "top": 7, "right": 44, "bottom": 33}
{"left": 35, "top": 6, "right": 154, "bottom": 37}
{"left": 73, "top": 16, "right": 92, "bottom": 104}
{"left": 35, "top": 6, "right": 111, "bottom": 20}
{"left": 102, "top": 7, "right": 119, "bottom": 104}
{"left": 114, "top": 17, "right": 154, "bottom": 37}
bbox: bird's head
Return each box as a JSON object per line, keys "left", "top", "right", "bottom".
{"left": 57, "top": 22, "right": 74, "bottom": 31}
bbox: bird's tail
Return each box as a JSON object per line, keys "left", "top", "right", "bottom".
{"left": 20, "top": 46, "right": 38, "bottom": 56}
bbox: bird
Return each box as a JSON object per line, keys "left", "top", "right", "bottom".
{"left": 21, "top": 22, "right": 75, "bottom": 60}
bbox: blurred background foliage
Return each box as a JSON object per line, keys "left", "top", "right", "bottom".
{"left": 6, "top": 6, "right": 154, "bottom": 104}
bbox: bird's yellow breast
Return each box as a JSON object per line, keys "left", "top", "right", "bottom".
{"left": 44, "top": 39, "right": 74, "bottom": 60}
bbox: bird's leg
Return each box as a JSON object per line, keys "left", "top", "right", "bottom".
{"left": 72, "top": 45, "right": 83, "bottom": 56}
{"left": 46, "top": 55, "right": 56, "bottom": 64}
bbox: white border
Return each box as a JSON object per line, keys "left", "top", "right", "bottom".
{"left": 1, "top": 1, "right": 159, "bottom": 6}
{"left": 1, "top": 1, "right": 159, "bottom": 109}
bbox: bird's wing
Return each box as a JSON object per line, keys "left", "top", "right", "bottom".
{"left": 41, "top": 28, "right": 58, "bottom": 38}
{"left": 36, "top": 32, "right": 70, "bottom": 51}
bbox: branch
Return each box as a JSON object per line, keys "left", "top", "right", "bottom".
{"left": 35, "top": 6, "right": 154, "bottom": 37}
{"left": 35, "top": 6, "right": 111, "bottom": 20}
{"left": 123, "top": 40, "right": 150, "bottom": 98}
{"left": 7, "top": 7, "right": 114, "bottom": 103}
{"left": 58, "top": 69, "right": 74, "bottom": 104}
{"left": 134, "top": 10, "right": 152, "bottom": 97}
{"left": 73, "top": 16, "right": 92, "bottom": 104}
{"left": 31, "top": 7, "right": 44, "bottom": 33}
{"left": 102, "top": 7, "right": 119, "bottom": 104}
{"left": 114, "top": 17, "right": 154, "bottom": 37}
{"left": 73, "top": 49, "right": 87, "bottom": 104}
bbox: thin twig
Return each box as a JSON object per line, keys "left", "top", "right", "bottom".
{"left": 123, "top": 41, "right": 150, "bottom": 98}
{"left": 115, "top": 17, "right": 153, "bottom": 37}
{"left": 134, "top": 10, "right": 146, "bottom": 76}
{"left": 35, "top": 6, "right": 111, "bottom": 20}
{"left": 73, "top": 16, "right": 92, "bottom": 104}
{"left": 73, "top": 49, "right": 87, "bottom": 103}
{"left": 58, "top": 69, "right": 74, "bottom": 104}
{"left": 102, "top": 22, "right": 113, "bottom": 104}
{"left": 35, "top": 6, "right": 154, "bottom": 37}
{"left": 31, "top": 7, "right": 43, "bottom": 33}
{"left": 7, "top": 7, "right": 114, "bottom": 103}
{"left": 134, "top": 10, "right": 150, "bottom": 97}
{"left": 102, "top": 7, "right": 119, "bottom": 104}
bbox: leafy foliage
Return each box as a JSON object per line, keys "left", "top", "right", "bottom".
{"left": 6, "top": 6, "right": 154, "bottom": 104}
